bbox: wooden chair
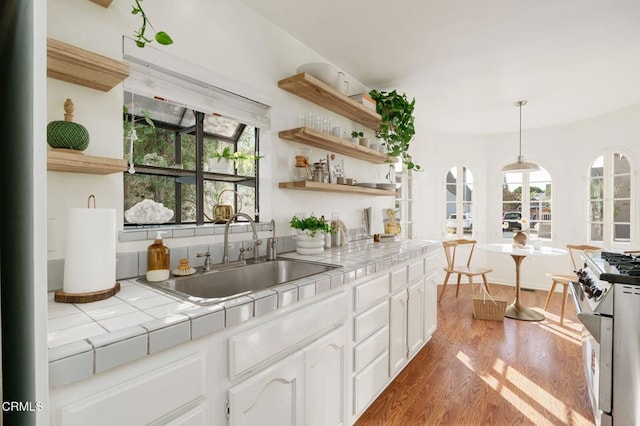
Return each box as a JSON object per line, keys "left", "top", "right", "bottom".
{"left": 544, "top": 244, "right": 601, "bottom": 325}
{"left": 439, "top": 239, "right": 492, "bottom": 302}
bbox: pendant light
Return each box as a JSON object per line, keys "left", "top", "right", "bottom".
{"left": 501, "top": 100, "right": 540, "bottom": 172}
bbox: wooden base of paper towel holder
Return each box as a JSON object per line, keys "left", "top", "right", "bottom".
{"left": 54, "top": 282, "right": 120, "bottom": 303}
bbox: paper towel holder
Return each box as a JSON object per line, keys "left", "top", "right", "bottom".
{"left": 54, "top": 195, "right": 121, "bottom": 304}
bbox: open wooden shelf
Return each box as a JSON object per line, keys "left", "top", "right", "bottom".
{"left": 279, "top": 181, "right": 396, "bottom": 196}
{"left": 278, "top": 73, "right": 381, "bottom": 130}
{"left": 47, "top": 149, "right": 127, "bottom": 174}
{"left": 47, "top": 38, "right": 129, "bottom": 92}
{"left": 279, "top": 127, "right": 392, "bottom": 164}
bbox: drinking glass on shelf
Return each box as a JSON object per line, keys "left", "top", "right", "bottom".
{"left": 305, "top": 112, "right": 315, "bottom": 128}
{"left": 297, "top": 113, "right": 305, "bottom": 128}
{"left": 322, "top": 118, "right": 331, "bottom": 134}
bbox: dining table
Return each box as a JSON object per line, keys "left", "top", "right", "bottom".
{"left": 477, "top": 243, "right": 566, "bottom": 321}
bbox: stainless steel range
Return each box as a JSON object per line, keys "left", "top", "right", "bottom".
{"left": 570, "top": 251, "right": 640, "bottom": 426}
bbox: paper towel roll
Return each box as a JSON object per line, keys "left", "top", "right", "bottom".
{"left": 63, "top": 208, "right": 116, "bottom": 294}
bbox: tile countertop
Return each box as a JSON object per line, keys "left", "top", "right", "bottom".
{"left": 48, "top": 239, "right": 438, "bottom": 388}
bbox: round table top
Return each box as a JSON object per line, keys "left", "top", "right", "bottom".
{"left": 477, "top": 243, "right": 566, "bottom": 257}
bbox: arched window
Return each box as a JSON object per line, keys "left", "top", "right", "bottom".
{"left": 445, "top": 166, "right": 473, "bottom": 238}
{"left": 501, "top": 166, "right": 553, "bottom": 240}
{"left": 589, "top": 152, "right": 632, "bottom": 245}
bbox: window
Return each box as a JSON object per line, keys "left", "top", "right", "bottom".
{"left": 123, "top": 92, "right": 260, "bottom": 226}
{"left": 501, "top": 166, "right": 552, "bottom": 239}
{"left": 445, "top": 166, "right": 473, "bottom": 238}
{"left": 589, "top": 152, "right": 632, "bottom": 244}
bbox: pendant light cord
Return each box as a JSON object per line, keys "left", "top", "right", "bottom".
{"left": 518, "top": 102, "right": 522, "bottom": 157}
{"left": 515, "top": 100, "right": 527, "bottom": 159}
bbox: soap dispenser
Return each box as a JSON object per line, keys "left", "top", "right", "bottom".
{"left": 146, "top": 231, "right": 170, "bottom": 281}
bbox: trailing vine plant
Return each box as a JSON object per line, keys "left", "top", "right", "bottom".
{"left": 369, "top": 89, "right": 421, "bottom": 171}
{"left": 131, "top": 0, "right": 174, "bottom": 48}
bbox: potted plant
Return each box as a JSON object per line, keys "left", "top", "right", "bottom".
{"left": 350, "top": 130, "right": 363, "bottom": 144}
{"left": 209, "top": 146, "right": 264, "bottom": 174}
{"left": 369, "top": 89, "right": 421, "bottom": 171}
{"left": 290, "top": 214, "right": 331, "bottom": 255}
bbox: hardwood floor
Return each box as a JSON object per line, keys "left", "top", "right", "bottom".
{"left": 355, "top": 284, "right": 594, "bottom": 426}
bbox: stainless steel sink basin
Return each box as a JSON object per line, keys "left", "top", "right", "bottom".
{"left": 138, "top": 259, "right": 340, "bottom": 304}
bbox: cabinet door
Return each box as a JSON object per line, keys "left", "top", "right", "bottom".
{"left": 407, "top": 279, "right": 425, "bottom": 357}
{"left": 305, "top": 325, "right": 348, "bottom": 426}
{"left": 389, "top": 290, "right": 408, "bottom": 376}
{"left": 228, "top": 351, "right": 304, "bottom": 426}
{"left": 424, "top": 273, "right": 438, "bottom": 340}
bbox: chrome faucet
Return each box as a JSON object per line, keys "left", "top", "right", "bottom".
{"left": 266, "top": 219, "right": 278, "bottom": 261}
{"left": 223, "top": 212, "right": 259, "bottom": 264}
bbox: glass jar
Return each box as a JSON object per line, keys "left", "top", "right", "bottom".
{"left": 293, "top": 149, "right": 311, "bottom": 181}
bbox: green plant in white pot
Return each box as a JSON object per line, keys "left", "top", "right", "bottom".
{"left": 369, "top": 89, "right": 421, "bottom": 171}
{"left": 290, "top": 214, "right": 331, "bottom": 255}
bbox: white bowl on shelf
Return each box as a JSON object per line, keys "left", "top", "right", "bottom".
{"left": 296, "top": 63, "right": 338, "bottom": 86}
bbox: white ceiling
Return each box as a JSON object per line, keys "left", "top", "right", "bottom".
{"left": 242, "top": 0, "right": 640, "bottom": 134}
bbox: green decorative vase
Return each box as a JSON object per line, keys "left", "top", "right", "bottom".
{"left": 47, "top": 98, "right": 90, "bottom": 151}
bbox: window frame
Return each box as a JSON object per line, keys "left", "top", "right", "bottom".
{"left": 445, "top": 165, "right": 474, "bottom": 238}
{"left": 588, "top": 150, "right": 633, "bottom": 246}
{"left": 123, "top": 107, "right": 260, "bottom": 227}
{"left": 500, "top": 165, "right": 553, "bottom": 240}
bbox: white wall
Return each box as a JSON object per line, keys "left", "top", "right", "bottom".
{"left": 47, "top": 0, "right": 395, "bottom": 259}
{"left": 410, "top": 104, "right": 640, "bottom": 289}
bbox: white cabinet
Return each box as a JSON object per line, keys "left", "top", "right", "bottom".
{"left": 424, "top": 271, "right": 438, "bottom": 340}
{"left": 49, "top": 342, "right": 208, "bottom": 426}
{"left": 407, "top": 279, "right": 426, "bottom": 357}
{"left": 349, "top": 251, "right": 433, "bottom": 420}
{"left": 389, "top": 289, "right": 408, "bottom": 376}
{"left": 227, "top": 292, "right": 348, "bottom": 426}
{"left": 305, "top": 325, "right": 348, "bottom": 426}
{"left": 389, "top": 278, "right": 425, "bottom": 377}
{"left": 227, "top": 324, "right": 348, "bottom": 426}
{"left": 353, "top": 351, "right": 389, "bottom": 417}
{"left": 228, "top": 350, "right": 305, "bottom": 426}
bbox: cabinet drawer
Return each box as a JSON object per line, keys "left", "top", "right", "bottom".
{"left": 353, "top": 325, "right": 388, "bottom": 373}
{"left": 59, "top": 354, "right": 205, "bottom": 426}
{"left": 354, "top": 300, "right": 389, "bottom": 343}
{"left": 354, "top": 274, "right": 389, "bottom": 312}
{"left": 389, "top": 267, "right": 408, "bottom": 292}
{"left": 407, "top": 259, "right": 425, "bottom": 282}
{"left": 229, "top": 291, "right": 347, "bottom": 380}
{"left": 353, "top": 351, "right": 389, "bottom": 416}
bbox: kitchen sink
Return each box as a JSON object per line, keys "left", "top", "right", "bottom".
{"left": 137, "top": 258, "right": 340, "bottom": 304}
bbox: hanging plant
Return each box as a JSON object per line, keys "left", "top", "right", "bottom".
{"left": 369, "top": 89, "right": 421, "bottom": 171}
{"left": 131, "top": 0, "right": 174, "bottom": 48}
